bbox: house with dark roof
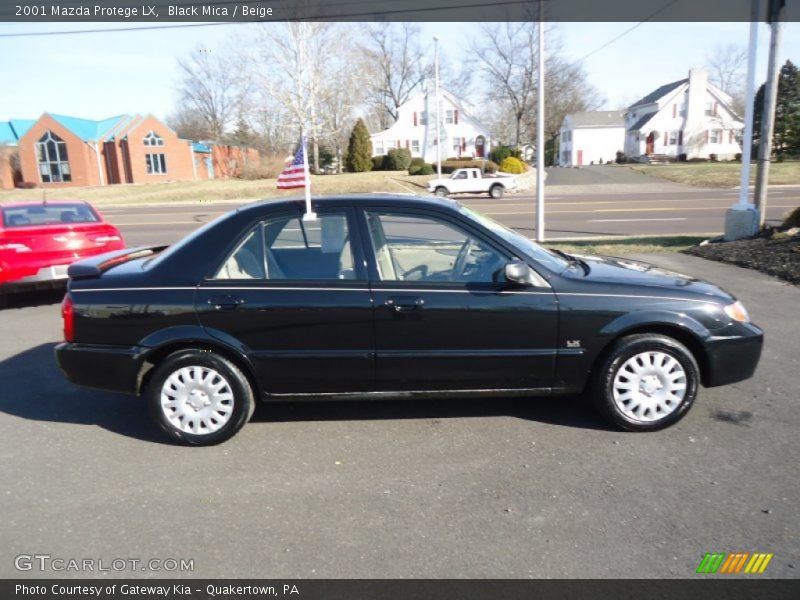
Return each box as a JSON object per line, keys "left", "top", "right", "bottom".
{"left": 557, "top": 110, "right": 626, "bottom": 167}
{"left": 623, "top": 68, "right": 743, "bottom": 161}
{"left": 370, "top": 89, "right": 492, "bottom": 161}
{"left": 0, "top": 112, "right": 258, "bottom": 189}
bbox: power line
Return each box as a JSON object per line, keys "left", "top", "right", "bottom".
{"left": 0, "top": 0, "right": 536, "bottom": 38}
{"left": 573, "top": 0, "right": 681, "bottom": 64}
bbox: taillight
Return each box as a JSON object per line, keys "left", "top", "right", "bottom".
{"left": 62, "top": 293, "right": 74, "bottom": 342}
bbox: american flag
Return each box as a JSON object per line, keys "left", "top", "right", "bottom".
{"left": 276, "top": 140, "right": 307, "bottom": 189}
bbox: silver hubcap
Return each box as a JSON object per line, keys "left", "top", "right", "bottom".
{"left": 160, "top": 366, "right": 234, "bottom": 435}
{"left": 612, "top": 351, "right": 687, "bottom": 423}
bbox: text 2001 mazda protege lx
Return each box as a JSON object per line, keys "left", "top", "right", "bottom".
{"left": 55, "top": 196, "right": 763, "bottom": 445}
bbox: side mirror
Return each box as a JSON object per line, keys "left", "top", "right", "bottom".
{"left": 504, "top": 259, "right": 533, "bottom": 285}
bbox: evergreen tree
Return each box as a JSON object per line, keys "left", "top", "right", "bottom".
{"left": 753, "top": 60, "right": 800, "bottom": 159}
{"left": 226, "top": 115, "right": 257, "bottom": 148}
{"left": 345, "top": 119, "right": 373, "bottom": 172}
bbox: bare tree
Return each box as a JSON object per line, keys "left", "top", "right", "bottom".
{"left": 166, "top": 106, "right": 213, "bottom": 141}
{"left": 707, "top": 43, "right": 748, "bottom": 115}
{"left": 361, "top": 23, "right": 432, "bottom": 129}
{"left": 246, "top": 22, "right": 342, "bottom": 172}
{"left": 469, "top": 22, "right": 537, "bottom": 147}
{"left": 175, "top": 45, "right": 247, "bottom": 141}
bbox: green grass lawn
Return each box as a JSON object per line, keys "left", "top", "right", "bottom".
{"left": 0, "top": 171, "right": 435, "bottom": 206}
{"left": 628, "top": 160, "right": 800, "bottom": 188}
{"left": 547, "top": 235, "right": 709, "bottom": 256}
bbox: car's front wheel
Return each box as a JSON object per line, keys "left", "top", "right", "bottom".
{"left": 489, "top": 184, "right": 504, "bottom": 199}
{"left": 592, "top": 334, "right": 699, "bottom": 431}
{"left": 434, "top": 186, "right": 448, "bottom": 197}
{"left": 147, "top": 349, "right": 255, "bottom": 445}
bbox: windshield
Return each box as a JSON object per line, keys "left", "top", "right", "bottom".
{"left": 2, "top": 203, "right": 100, "bottom": 228}
{"left": 458, "top": 205, "right": 570, "bottom": 273}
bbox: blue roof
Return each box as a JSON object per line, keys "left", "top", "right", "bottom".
{"left": 193, "top": 142, "right": 212, "bottom": 153}
{"left": 0, "top": 122, "right": 15, "bottom": 144}
{"left": 48, "top": 113, "right": 130, "bottom": 141}
{"left": 0, "top": 119, "right": 36, "bottom": 144}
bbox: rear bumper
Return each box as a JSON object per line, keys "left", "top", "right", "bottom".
{"left": 1, "top": 264, "right": 70, "bottom": 294}
{"left": 55, "top": 342, "right": 144, "bottom": 395}
{"left": 702, "top": 323, "right": 764, "bottom": 387}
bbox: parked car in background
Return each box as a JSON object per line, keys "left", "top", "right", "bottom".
{"left": 0, "top": 200, "right": 125, "bottom": 306}
{"left": 427, "top": 167, "right": 516, "bottom": 198}
{"left": 55, "top": 195, "right": 763, "bottom": 445}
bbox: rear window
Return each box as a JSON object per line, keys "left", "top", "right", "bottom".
{"left": 2, "top": 203, "right": 100, "bottom": 228}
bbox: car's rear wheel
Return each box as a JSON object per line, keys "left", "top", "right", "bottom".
{"left": 434, "top": 187, "right": 448, "bottom": 197}
{"left": 592, "top": 334, "right": 699, "bottom": 431}
{"left": 147, "top": 349, "right": 255, "bottom": 445}
{"left": 489, "top": 184, "right": 504, "bottom": 199}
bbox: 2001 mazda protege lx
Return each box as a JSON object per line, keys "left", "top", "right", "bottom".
{"left": 55, "top": 195, "right": 763, "bottom": 445}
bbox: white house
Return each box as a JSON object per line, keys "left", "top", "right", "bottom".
{"left": 370, "top": 90, "right": 491, "bottom": 162}
{"left": 558, "top": 111, "right": 625, "bottom": 166}
{"left": 624, "top": 68, "right": 743, "bottom": 161}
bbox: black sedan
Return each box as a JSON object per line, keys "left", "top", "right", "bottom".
{"left": 56, "top": 195, "right": 763, "bottom": 445}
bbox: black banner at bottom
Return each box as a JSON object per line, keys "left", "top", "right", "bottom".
{"left": 4, "top": 579, "right": 800, "bottom": 600}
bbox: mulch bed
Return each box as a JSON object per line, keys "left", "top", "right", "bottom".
{"left": 683, "top": 229, "right": 800, "bottom": 286}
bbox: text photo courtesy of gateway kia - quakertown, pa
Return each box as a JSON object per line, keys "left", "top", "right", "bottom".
{"left": 0, "top": 1, "right": 799, "bottom": 598}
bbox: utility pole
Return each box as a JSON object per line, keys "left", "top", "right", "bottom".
{"left": 754, "top": 0, "right": 786, "bottom": 228}
{"left": 433, "top": 36, "right": 442, "bottom": 178}
{"left": 535, "top": 0, "right": 545, "bottom": 242}
{"left": 724, "top": 0, "right": 761, "bottom": 240}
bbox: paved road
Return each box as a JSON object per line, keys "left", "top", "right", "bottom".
{"left": 0, "top": 254, "right": 797, "bottom": 578}
{"left": 99, "top": 186, "right": 799, "bottom": 247}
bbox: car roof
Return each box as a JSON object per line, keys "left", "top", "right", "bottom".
{"left": 236, "top": 194, "right": 461, "bottom": 216}
{"left": 0, "top": 200, "right": 92, "bottom": 209}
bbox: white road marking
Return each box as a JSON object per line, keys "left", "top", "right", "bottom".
{"left": 589, "top": 218, "right": 688, "bottom": 223}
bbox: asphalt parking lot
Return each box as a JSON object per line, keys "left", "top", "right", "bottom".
{"left": 0, "top": 253, "right": 798, "bottom": 579}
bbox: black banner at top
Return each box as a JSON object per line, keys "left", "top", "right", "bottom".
{"left": 0, "top": 0, "right": 798, "bottom": 23}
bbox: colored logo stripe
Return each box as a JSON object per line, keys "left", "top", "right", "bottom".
{"left": 696, "top": 552, "right": 773, "bottom": 574}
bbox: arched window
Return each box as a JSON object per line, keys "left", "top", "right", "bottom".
{"left": 35, "top": 131, "right": 71, "bottom": 183}
{"left": 143, "top": 131, "right": 165, "bottom": 147}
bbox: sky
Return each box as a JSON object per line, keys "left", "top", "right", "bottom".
{"left": 0, "top": 20, "right": 798, "bottom": 123}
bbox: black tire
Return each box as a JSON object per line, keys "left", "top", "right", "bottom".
{"left": 434, "top": 186, "right": 448, "bottom": 197}
{"left": 147, "top": 349, "right": 255, "bottom": 445}
{"left": 489, "top": 184, "right": 504, "bottom": 199}
{"left": 591, "top": 334, "right": 699, "bottom": 432}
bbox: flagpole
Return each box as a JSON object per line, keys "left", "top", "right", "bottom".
{"left": 301, "top": 131, "right": 316, "bottom": 221}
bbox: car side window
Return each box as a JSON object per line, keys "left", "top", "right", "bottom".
{"left": 216, "top": 213, "right": 356, "bottom": 281}
{"left": 215, "top": 227, "right": 266, "bottom": 280}
{"left": 365, "top": 211, "right": 508, "bottom": 283}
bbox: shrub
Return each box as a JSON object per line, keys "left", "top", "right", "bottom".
{"left": 384, "top": 147, "right": 412, "bottom": 170}
{"left": 440, "top": 160, "right": 498, "bottom": 174}
{"left": 418, "top": 163, "right": 435, "bottom": 175}
{"left": 678, "top": 153, "right": 688, "bottom": 162}
{"left": 409, "top": 157, "right": 426, "bottom": 168}
{"left": 408, "top": 164, "right": 421, "bottom": 175}
{"left": 345, "top": 119, "right": 373, "bottom": 172}
{"left": 735, "top": 152, "right": 742, "bottom": 162}
{"left": 783, "top": 206, "right": 800, "bottom": 228}
{"left": 238, "top": 156, "right": 286, "bottom": 180}
{"left": 499, "top": 156, "right": 526, "bottom": 174}
{"left": 709, "top": 153, "right": 718, "bottom": 162}
{"left": 491, "top": 146, "right": 511, "bottom": 163}
{"left": 615, "top": 151, "right": 627, "bottom": 164}
{"left": 372, "top": 156, "right": 386, "bottom": 170}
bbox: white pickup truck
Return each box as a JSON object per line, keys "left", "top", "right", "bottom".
{"left": 426, "top": 167, "right": 516, "bottom": 199}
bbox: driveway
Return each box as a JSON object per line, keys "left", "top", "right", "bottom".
{"left": 0, "top": 254, "right": 797, "bottom": 578}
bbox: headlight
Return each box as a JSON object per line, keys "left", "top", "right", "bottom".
{"left": 723, "top": 300, "right": 750, "bottom": 323}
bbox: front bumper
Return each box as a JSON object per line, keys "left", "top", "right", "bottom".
{"left": 702, "top": 322, "right": 764, "bottom": 387}
{"left": 55, "top": 342, "right": 144, "bottom": 395}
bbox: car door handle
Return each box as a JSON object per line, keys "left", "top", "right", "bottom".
{"left": 208, "top": 294, "right": 244, "bottom": 311}
{"left": 385, "top": 296, "right": 424, "bottom": 312}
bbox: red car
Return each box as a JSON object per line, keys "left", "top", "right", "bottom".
{"left": 0, "top": 200, "right": 125, "bottom": 305}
